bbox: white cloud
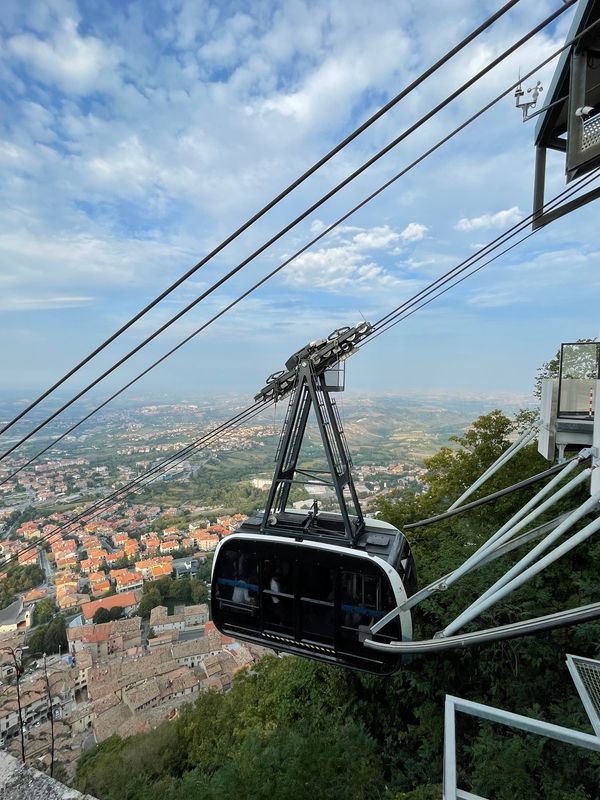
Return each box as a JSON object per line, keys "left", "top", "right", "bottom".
{"left": 467, "top": 289, "right": 523, "bottom": 308}
{"left": 352, "top": 226, "right": 401, "bottom": 250}
{"left": 0, "top": 295, "right": 94, "bottom": 311}
{"left": 283, "top": 223, "right": 425, "bottom": 292}
{"left": 0, "top": 225, "right": 196, "bottom": 291}
{"left": 455, "top": 206, "right": 522, "bottom": 232}
{"left": 7, "top": 18, "right": 119, "bottom": 95}
{"left": 399, "top": 222, "right": 428, "bottom": 242}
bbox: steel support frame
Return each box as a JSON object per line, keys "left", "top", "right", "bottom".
{"left": 447, "top": 428, "right": 537, "bottom": 512}
{"left": 261, "top": 360, "right": 364, "bottom": 544}
{"left": 532, "top": 141, "right": 600, "bottom": 230}
{"left": 436, "top": 460, "right": 589, "bottom": 593}
{"left": 370, "top": 451, "right": 593, "bottom": 642}
{"left": 442, "top": 490, "right": 600, "bottom": 637}
{"left": 366, "top": 601, "right": 600, "bottom": 654}
{"left": 390, "top": 459, "right": 589, "bottom": 619}
{"left": 566, "top": 654, "right": 600, "bottom": 736}
{"left": 443, "top": 694, "right": 600, "bottom": 800}
{"left": 370, "top": 512, "right": 570, "bottom": 637}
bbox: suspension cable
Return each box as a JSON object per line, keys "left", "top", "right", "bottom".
{"left": 4, "top": 171, "right": 597, "bottom": 572}
{"left": 0, "top": 1, "right": 575, "bottom": 465}
{"left": 366, "top": 167, "right": 600, "bottom": 343}
{"left": 404, "top": 456, "right": 586, "bottom": 530}
{"left": 1, "top": 4, "right": 591, "bottom": 481}
{"left": 3, "top": 7, "right": 596, "bottom": 572}
{"left": 0, "top": 0, "right": 523, "bottom": 439}
{"left": 5, "top": 169, "right": 598, "bottom": 494}
{"left": 5, "top": 168, "right": 596, "bottom": 569}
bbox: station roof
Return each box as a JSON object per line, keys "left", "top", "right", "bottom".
{"left": 535, "top": 0, "right": 600, "bottom": 145}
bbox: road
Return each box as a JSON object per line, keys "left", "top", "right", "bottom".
{"left": 38, "top": 549, "right": 56, "bottom": 594}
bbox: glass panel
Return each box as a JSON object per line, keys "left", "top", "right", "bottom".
{"left": 262, "top": 551, "right": 294, "bottom": 635}
{"left": 216, "top": 550, "right": 259, "bottom": 606}
{"left": 377, "top": 581, "right": 400, "bottom": 642}
{"left": 262, "top": 553, "right": 294, "bottom": 596}
{"left": 215, "top": 546, "right": 260, "bottom": 631}
{"left": 301, "top": 562, "right": 335, "bottom": 602}
{"left": 559, "top": 343, "right": 599, "bottom": 418}
{"left": 340, "top": 570, "right": 385, "bottom": 644}
{"left": 263, "top": 595, "right": 294, "bottom": 635}
{"left": 215, "top": 549, "right": 239, "bottom": 602}
{"left": 301, "top": 600, "right": 334, "bottom": 644}
{"left": 299, "top": 562, "right": 335, "bottom": 644}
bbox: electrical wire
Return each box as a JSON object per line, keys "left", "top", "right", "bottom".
{"left": 0, "top": 0, "right": 522, "bottom": 440}
{"left": 0, "top": 1, "right": 576, "bottom": 465}
{"left": 2, "top": 3, "right": 593, "bottom": 483}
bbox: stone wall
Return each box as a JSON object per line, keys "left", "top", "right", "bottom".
{"left": 0, "top": 751, "right": 97, "bottom": 800}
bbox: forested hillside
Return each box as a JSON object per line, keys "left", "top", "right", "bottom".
{"left": 74, "top": 411, "right": 600, "bottom": 799}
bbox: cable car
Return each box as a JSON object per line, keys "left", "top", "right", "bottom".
{"left": 211, "top": 324, "right": 417, "bottom": 674}
{"left": 212, "top": 512, "right": 415, "bottom": 674}
{"left": 212, "top": 327, "right": 600, "bottom": 668}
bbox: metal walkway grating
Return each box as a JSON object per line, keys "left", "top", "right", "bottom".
{"left": 566, "top": 654, "right": 600, "bottom": 736}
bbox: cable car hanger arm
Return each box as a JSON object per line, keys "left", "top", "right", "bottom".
{"left": 365, "top": 601, "right": 600, "bottom": 654}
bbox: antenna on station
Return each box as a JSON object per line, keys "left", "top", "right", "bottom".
{"left": 515, "top": 73, "right": 543, "bottom": 121}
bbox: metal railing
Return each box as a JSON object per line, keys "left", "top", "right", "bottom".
{"left": 443, "top": 694, "right": 600, "bottom": 799}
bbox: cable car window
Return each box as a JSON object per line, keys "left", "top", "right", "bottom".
{"left": 215, "top": 547, "right": 259, "bottom": 629}
{"left": 302, "top": 561, "right": 334, "bottom": 601}
{"left": 231, "top": 551, "right": 259, "bottom": 606}
{"left": 300, "top": 562, "right": 335, "bottom": 645}
{"left": 215, "top": 550, "right": 238, "bottom": 601}
{"left": 340, "top": 570, "right": 385, "bottom": 644}
{"left": 211, "top": 532, "right": 412, "bottom": 675}
{"left": 262, "top": 553, "right": 294, "bottom": 635}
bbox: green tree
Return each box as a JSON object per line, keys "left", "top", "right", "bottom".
{"left": 28, "top": 615, "right": 68, "bottom": 656}
{"left": 170, "top": 579, "right": 192, "bottom": 604}
{"left": 93, "top": 608, "right": 112, "bottom": 625}
{"left": 190, "top": 579, "right": 208, "bottom": 605}
{"left": 197, "top": 554, "right": 213, "bottom": 583}
{"left": 33, "top": 597, "right": 56, "bottom": 626}
{"left": 73, "top": 407, "right": 600, "bottom": 800}
{"left": 43, "top": 615, "right": 67, "bottom": 654}
{"left": 153, "top": 577, "right": 173, "bottom": 601}
{"left": 172, "top": 720, "right": 380, "bottom": 800}
{"left": 138, "top": 587, "right": 162, "bottom": 618}
{"left": 0, "top": 564, "right": 45, "bottom": 609}
{"left": 27, "top": 625, "right": 46, "bottom": 656}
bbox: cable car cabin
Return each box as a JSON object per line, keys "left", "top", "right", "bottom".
{"left": 211, "top": 511, "right": 416, "bottom": 675}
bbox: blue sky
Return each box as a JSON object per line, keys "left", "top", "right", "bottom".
{"left": 0, "top": 0, "right": 598, "bottom": 411}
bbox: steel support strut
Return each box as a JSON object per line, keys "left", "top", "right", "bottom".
{"left": 260, "top": 360, "right": 364, "bottom": 544}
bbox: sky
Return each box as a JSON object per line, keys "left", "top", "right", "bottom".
{"left": 0, "top": 0, "right": 599, "bottom": 419}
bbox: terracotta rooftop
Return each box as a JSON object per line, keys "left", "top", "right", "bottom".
{"left": 80, "top": 591, "right": 140, "bottom": 622}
